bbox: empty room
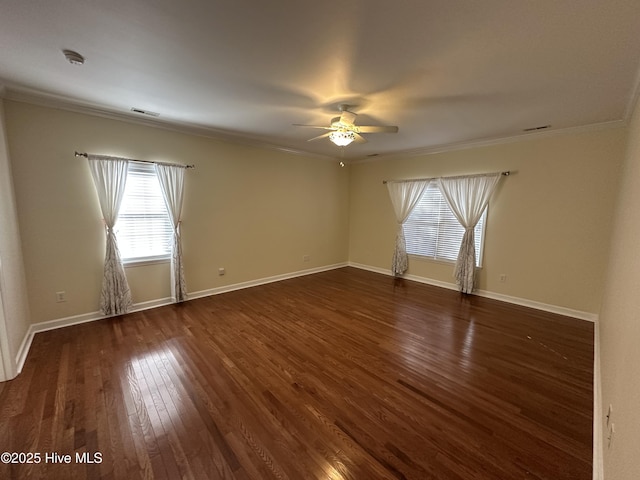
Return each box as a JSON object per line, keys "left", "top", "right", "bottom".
{"left": 1, "top": 1, "right": 639, "bottom": 479}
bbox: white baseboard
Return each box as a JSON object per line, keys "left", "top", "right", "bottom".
{"left": 16, "top": 263, "right": 348, "bottom": 375}
{"left": 17, "top": 260, "right": 596, "bottom": 373}
{"left": 15, "top": 296, "right": 173, "bottom": 374}
{"left": 15, "top": 328, "right": 33, "bottom": 378}
{"left": 475, "top": 289, "right": 598, "bottom": 322}
{"left": 188, "top": 263, "right": 348, "bottom": 300}
{"left": 348, "top": 262, "right": 598, "bottom": 322}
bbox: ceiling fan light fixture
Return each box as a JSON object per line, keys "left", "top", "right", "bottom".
{"left": 329, "top": 130, "right": 355, "bottom": 147}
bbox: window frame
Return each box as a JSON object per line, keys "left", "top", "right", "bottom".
{"left": 115, "top": 162, "right": 173, "bottom": 266}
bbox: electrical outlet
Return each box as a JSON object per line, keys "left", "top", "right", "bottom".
{"left": 218, "top": 267, "right": 225, "bottom": 276}
{"left": 303, "top": 255, "right": 310, "bottom": 262}
{"left": 499, "top": 274, "right": 507, "bottom": 283}
{"left": 56, "top": 291, "right": 66, "bottom": 303}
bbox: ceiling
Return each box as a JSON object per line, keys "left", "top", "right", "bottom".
{"left": 2, "top": 0, "right": 640, "bottom": 160}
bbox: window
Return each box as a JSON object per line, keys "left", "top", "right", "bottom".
{"left": 403, "top": 182, "right": 486, "bottom": 266}
{"left": 115, "top": 163, "right": 172, "bottom": 263}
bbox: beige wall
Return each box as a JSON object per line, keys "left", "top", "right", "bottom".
{"left": 0, "top": 99, "right": 31, "bottom": 377}
{"left": 599, "top": 93, "right": 640, "bottom": 479}
{"left": 4, "top": 100, "right": 350, "bottom": 324}
{"left": 348, "top": 127, "right": 626, "bottom": 315}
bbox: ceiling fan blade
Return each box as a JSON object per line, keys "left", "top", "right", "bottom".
{"left": 353, "top": 133, "right": 367, "bottom": 144}
{"left": 339, "top": 110, "right": 357, "bottom": 125}
{"left": 293, "top": 124, "right": 334, "bottom": 130}
{"left": 357, "top": 125, "right": 399, "bottom": 133}
{"left": 307, "top": 132, "right": 332, "bottom": 142}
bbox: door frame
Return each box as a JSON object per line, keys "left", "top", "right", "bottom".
{"left": 0, "top": 259, "right": 15, "bottom": 382}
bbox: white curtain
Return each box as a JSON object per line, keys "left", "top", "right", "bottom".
{"left": 155, "top": 164, "right": 187, "bottom": 302}
{"left": 438, "top": 173, "right": 501, "bottom": 293}
{"left": 386, "top": 180, "right": 430, "bottom": 275}
{"left": 88, "top": 156, "right": 133, "bottom": 315}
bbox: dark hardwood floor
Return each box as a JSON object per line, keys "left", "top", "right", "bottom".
{"left": 0, "top": 267, "right": 594, "bottom": 479}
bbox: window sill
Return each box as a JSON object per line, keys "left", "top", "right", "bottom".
{"left": 123, "top": 256, "right": 171, "bottom": 267}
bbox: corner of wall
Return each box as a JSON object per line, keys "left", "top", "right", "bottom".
{"left": 0, "top": 98, "right": 33, "bottom": 381}
{"left": 593, "top": 319, "right": 604, "bottom": 480}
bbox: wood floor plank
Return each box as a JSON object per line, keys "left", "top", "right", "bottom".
{"left": 0, "top": 267, "right": 594, "bottom": 479}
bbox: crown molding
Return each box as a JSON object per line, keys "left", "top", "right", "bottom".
{"left": 2, "top": 84, "right": 629, "bottom": 166}
{"left": 351, "top": 119, "right": 627, "bottom": 164}
{"left": 1, "top": 86, "right": 338, "bottom": 162}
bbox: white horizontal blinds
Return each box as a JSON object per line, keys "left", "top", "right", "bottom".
{"left": 404, "top": 182, "right": 486, "bottom": 265}
{"left": 115, "top": 162, "right": 172, "bottom": 261}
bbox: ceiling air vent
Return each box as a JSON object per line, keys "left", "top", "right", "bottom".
{"left": 130, "top": 108, "right": 160, "bottom": 117}
{"left": 523, "top": 124, "right": 551, "bottom": 132}
{"left": 62, "top": 49, "right": 85, "bottom": 65}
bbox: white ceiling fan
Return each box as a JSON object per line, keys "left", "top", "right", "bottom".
{"left": 294, "top": 104, "right": 399, "bottom": 147}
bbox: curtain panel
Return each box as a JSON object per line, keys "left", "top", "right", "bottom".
{"left": 87, "top": 156, "right": 133, "bottom": 315}
{"left": 438, "top": 173, "right": 501, "bottom": 293}
{"left": 386, "top": 180, "right": 430, "bottom": 275}
{"left": 155, "top": 164, "right": 187, "bottom": 302}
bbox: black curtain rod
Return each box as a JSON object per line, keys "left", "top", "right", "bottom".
{"left": 382, "top": 171, "right": 510, "bottom": 184}
{"left": 75, "top": 151, "right": 195, "bottom": 169}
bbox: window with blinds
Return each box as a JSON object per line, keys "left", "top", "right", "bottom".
{"left": 115, "top": 163, "right": 172, "bottom": 263}
{"left": 403, "top": 182, "right": 486, "bottom": 266}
